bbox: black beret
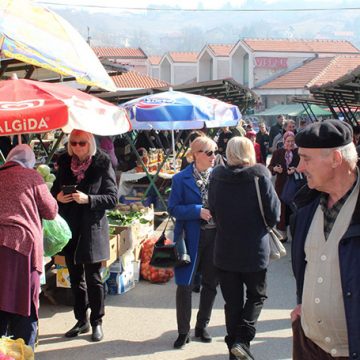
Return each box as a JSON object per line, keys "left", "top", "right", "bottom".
{"left": 295, "top": 119, "right": 353, "bottom": 148}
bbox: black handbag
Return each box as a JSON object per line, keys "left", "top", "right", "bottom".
{"left": 150, "top": 217, "right": 191, "bottom": 269}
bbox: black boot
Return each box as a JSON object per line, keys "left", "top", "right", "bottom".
{"left": 231, "top": 342, "right": 254, "bottom": 360}
{"left": 173, "top": 333, "right": 190, "bottom": 349}
{"left": 194, "top": 327, "right": 212, "bottom": 343}
{"left": 91, "top": 324, "right": 104, "bottom": 342}
{"left": 65, "top": 320, "right": 90, "bottom": 338}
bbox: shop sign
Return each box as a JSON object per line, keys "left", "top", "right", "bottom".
{"left": 255, "top": 57, "right": 288, "bottom": 69}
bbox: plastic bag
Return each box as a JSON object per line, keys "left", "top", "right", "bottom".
{"left": 43, "top": 214, "right": 72, "bottom": 257}
{"left": 0, "top": 337, "right": 34, "bottom": 360}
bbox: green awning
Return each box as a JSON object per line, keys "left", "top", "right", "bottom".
{"left": 254, "top": 104, "right": 332, "bottom": 117}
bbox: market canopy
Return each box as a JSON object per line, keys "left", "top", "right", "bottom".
{"left": 254, "top": 103, "right": 332, "bottom": 117}
{"left": 95, "top": 78, "right": 257, "bottom": 114}
{"left": 0, "top": 0, "right": 117, "bottom": 91}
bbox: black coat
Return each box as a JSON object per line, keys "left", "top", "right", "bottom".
{"left": 208, "top": 164, "right": 280, "bottom": 272}
{"left": 51, "top": 150, "right": 118, "bottom": 264}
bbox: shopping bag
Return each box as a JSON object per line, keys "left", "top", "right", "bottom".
{"left": 150, "top": 231, "right": 190, "bottom": 269}
{"left": 43, "top": 214, "right": 72, "bottom": 257}
{"left": 268, "top": 227, "right": 287, "bottom": 260}
{"left": 0, "top": 337, "right": 34, "bottom": 360}
{"left": 280, "top": 174, "right": 306, "bottom": 206}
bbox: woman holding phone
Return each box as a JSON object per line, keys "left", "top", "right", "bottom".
{"left": 51, "top": 129, "right": 117, "bottom": 342}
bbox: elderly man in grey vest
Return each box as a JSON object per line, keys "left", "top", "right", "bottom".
{"left": 291, "top": 119, "right": 360, "bottom": 360}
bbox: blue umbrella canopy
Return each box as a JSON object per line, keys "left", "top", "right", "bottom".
{"left": 121, "top": 90, "right": 241, "bottom": 130}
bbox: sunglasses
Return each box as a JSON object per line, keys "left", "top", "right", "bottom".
{"left": 70, "top": 141, "right": 87, "bottom": 147}
{"left": 198, "top": 150, "right": 217, "bottom": 157}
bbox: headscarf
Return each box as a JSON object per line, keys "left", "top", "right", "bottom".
{"left": 6, "top": 144, "right": 36, "bottom": 169}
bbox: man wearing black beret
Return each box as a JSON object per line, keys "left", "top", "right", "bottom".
{"left": 290, "top": 119, "right": 360, "bottom": 359}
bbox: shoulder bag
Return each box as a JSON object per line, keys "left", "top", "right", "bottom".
{"left": 150, "top": 216, "right": 191, "bottom": 268}
{"left": 254, "top": 176, "right": 286, "bottom": 260}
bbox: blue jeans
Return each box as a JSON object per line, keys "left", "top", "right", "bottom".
{"left": 0, "top": 303, "right": 38, "bottom": 349}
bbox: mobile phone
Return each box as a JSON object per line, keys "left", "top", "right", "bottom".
{"left": 62, "top": 185, "right": 77, "bottom": 195}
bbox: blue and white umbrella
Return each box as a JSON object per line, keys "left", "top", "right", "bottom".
{"left": 121, "top": 90, "right": 241, "bottom": 131}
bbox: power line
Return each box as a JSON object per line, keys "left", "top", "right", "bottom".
{"left": 37, "top": 2, "right": 360, "bottom": 12}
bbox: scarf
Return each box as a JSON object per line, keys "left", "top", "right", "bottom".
{"left": 285, "top": 150, "right": 293, "bottom": 168}
{"left": 71, "top": 155, "right": 92, "bottom": 183}
{"left": 193, "top": 165, "right": 211, "bottom": 209}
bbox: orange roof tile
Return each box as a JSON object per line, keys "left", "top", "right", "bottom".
{"left": 208, "top": 44, "right": 234, "bottom": 56}
{"left": 168, "top": 52, "right": 198, "bottom": 63}
{"left": 258, "top": 55, "right": 360, "bottom": 89}
{"left": 92, "top": 47, "right": 147, "bottom": 58}
{"left": 148, "top": 56, "right": 162, "bottom": 65}
{"left": 243, "top": 38, "right": 359, "bottom": 54}
{"left": 111, "top": 71, "right": 168, "bottom": 89}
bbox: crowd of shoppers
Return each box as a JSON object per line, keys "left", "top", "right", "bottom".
{"left": 2, "top": 116, "right": 359, "bottom": 360}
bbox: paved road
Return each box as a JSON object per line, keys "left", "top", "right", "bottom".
{"left": 36, "top": 242, "right": 295, "bottom": 360}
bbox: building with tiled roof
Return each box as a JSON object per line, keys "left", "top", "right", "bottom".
{"left": 147, "top": 56, "right": 162, "bottom": 79}
{"left": 92, "top": 47, "right": 148, "bottom": 75}
{"left": 255, "top": 55, "right": 360, "bottom": 108}
{"left": 198, "top": 44, "right": 235, "bottom": 82}
{"left": 158, "top": 52, "right": 199, "bottom": 85}
{"left": 242, "top": 38, "right": 359, "bottom": 54}
{"left": 111, "top": 71, "right": 168, "bottom": 90}
{"left": 93, "top": 47, "right": 147, "bottom": 58}
{"left": 228, "top": 38, "right": 360, "bottom": 90}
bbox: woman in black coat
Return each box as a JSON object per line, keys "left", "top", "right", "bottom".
{"left": 208, "top": 136, "right": 280, "bottom": 360}
{"left": 51, "top": 129, "right": 117, "bottom": 342}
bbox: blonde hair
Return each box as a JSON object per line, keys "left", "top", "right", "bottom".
{"left": 226, "top": 136, "right": 256, "bottom": 166}
{"left": 67, "top": 129, "right": 97, "bottom": 157}
{"left": 187, "top": 136, "right": 217, "bottom": 163}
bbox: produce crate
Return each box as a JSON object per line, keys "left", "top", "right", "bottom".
{"left": 54, "top": 235, "right": 118, "bottom": 268}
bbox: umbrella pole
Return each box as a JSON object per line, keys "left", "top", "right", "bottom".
{"left": 18, "top": 134, "right": 22, "bottom": 144}
{"left": 171, "top": 130, "right": 176, "bottom": 170}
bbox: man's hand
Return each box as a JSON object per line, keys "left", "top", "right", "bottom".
{"left": 291, "top": 304, "right": 302, "bottom": 322}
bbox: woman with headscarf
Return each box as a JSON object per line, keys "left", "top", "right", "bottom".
{"left": 268, "top": 131, "right": 301, "bottom": 239}
{"left": 51, "top": 129, "right": 117, "bottom": 342}
{"left": 0, "top": 144, "right": 58, "bottom": 348}
{"left": 168, "top": 136, "right": 219, "bottom": 349}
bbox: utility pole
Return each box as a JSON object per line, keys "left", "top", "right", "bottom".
{"left": 87, "top": 26, "right": 91, "bottom": 45}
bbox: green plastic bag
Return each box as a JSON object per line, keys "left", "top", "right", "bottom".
{"left": 43, "top": 214, "right": 72, "bottom": 257}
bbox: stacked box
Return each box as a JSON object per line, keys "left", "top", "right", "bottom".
{"left": 54, "top": 235, "right": 118, "bottom": 288}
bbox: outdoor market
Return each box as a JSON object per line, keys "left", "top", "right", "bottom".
{"left": 2, "top": 1, "right": 360, "bottom": 360}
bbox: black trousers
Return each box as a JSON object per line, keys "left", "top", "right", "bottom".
{"left": 219, "top": 268, "right": 267, "bottom": 348}
{"left": 176, "top": 228, "right": 219, "bottom": 334}
{"left": 65, "top": 256, "right": 104, "bottom": 326}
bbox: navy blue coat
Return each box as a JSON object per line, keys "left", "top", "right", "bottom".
{"left": 209, "top": 163, "right": 280, "bottom": 272}
{"left": 291, "top": 186, "right": 360, "bottom": 359}
{"left": 168, "top": 164, "right": 203, "bottom": 286}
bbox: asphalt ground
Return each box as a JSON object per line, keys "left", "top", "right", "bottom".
{"left": 36, "top": 240, "right": 295, "bottom": 360}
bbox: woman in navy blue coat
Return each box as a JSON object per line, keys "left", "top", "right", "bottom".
{"left": 168, "top": 136, "right": 219, "bottom": 349}
{"left": 209, "top": 136, "right": 280, "bottom": 360}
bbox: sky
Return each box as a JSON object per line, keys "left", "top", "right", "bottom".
{"left": 37, "top": 0, "right": 348, "bottom": 10}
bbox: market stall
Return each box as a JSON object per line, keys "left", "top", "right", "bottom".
{"left": 120, "top": 89, "right": 242, "bottom": 209}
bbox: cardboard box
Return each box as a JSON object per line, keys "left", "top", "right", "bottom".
{"left": 133, "top": 260, "right": 140, "bottom": 282}
{"left": 54, "top": 235, "right": 118, "bottom": 269}
{"left": 106, "top": 265, "right": 136, "bottom": 295}
{"left": 117, "top": 229, "right": 132, "bottom": 257}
